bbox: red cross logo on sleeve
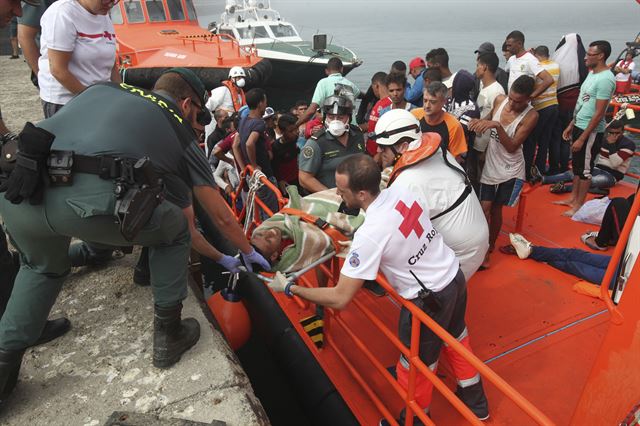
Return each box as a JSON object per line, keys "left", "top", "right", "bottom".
{"left": 395, "top": 200, "right": 424, "bottom": 239}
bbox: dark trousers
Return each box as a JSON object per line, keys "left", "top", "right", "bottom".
{"left": 0, "top": 227, "right": 18, "bottom": 318}
{"left": 531, "top": 246, "right": 609, "bottom": 285}
{"left": 548, "top": 107, "right": 573, "bottom": 175}
{"left": 596, "top": 195, "right": 634, "bottom": 247}
{"left": 531, "top": 105, "right": 559, "bottom": 173}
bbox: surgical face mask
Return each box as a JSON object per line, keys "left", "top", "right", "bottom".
{"left": 325, "top": 119, "right": 348, "bottom": 137}
{"left": 235, "top": 78, "right": 246, "bottom": 88}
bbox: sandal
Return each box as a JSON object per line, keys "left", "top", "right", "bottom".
{"left": 550, "top": 182, "right": 566, "bottom": 194}
{"left": 581, "top": 232, "right": 608, "bottom": 251}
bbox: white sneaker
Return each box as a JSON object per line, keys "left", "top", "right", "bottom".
{"left": 509, "top": 233, "right": 532, "bottom": 259}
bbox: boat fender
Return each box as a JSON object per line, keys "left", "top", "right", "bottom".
{"left": 207, "top": 287, "right": 251, "bottom": 350}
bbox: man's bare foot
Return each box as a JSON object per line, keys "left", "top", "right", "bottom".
{"left": 562, "top": 207, "right": 578, "bottom": 217}
{"left": 479, "top": 252, "right": 491, "bottom": 270}
{"left": 552, "top": 199, "right": 574, "bottom": 206}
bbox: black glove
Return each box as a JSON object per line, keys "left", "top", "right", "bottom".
{"left": 0, "top": 122, "right": 55, "bottom": 205}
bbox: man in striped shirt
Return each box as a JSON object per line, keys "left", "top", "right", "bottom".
{"left": 531, "top": 45, "right": 560, "bottom": 174}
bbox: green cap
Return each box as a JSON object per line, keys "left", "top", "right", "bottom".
{"left": 162, "top": 67, "right": 211, "bottom": 126}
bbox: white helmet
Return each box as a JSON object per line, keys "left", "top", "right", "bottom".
{"left": 228, "top": 66, "right": 246, "bottom": 78}
{"left": 372, "top": 109, "right": 421, "bottom": 146}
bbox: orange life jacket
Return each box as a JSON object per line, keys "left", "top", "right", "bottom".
{"left": 221, "top": 80, "right": 246, "bottom": 112}
{"left": 280, "top": 207, "right": 351, "bottom": 254}
{"left": 388, "top": 132, "right": 442, "bottom": 186}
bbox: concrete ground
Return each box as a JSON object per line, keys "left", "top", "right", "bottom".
{"left": 0, "top": 56, "right": 269, "bottom": 426}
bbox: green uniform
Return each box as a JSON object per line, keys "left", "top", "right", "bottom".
{"left": 298, "top": 127, "right": 366, "bottom": 189}
{"left": 0, "top": 83, "right": 216, "bottom": 350}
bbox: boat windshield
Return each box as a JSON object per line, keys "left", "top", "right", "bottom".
{"left": 166, "top": 0, "right": 185, "bottom": 20}
{"left": 109, "top": 4, "right": 124, "bottom": 24}
{"left": 185, "top": 0, "right": 197, "bottom": 20}
{"left": 269, "top": 24, "right": 297, "bottom": 38}
{"left": 123, "top": 0, "right": 145, "bottom": 23}
{"left": 238, "top": 25, "right": 269, "bottom": 40}
{"left": 145, "top": 0, "right": 166, "bottom": 22}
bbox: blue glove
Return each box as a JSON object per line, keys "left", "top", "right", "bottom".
{"left": 241, "top": 248, "right": 271, "bottom": 272}
{"left": 216, "top": 255, "right": 242, "bottom": 274}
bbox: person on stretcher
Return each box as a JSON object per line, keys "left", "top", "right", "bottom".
{"left": 250, "top": 186, "right": 364, "bottom": 273}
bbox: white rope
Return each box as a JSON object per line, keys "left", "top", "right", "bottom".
{"left": 243, "top": 168, "right": 267, "bottom": 234}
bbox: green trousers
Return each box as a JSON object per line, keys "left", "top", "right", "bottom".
{"left": 0, "top": 174, "right": 191, "bottom": 350}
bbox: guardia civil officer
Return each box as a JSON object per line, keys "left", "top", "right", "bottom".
{"left": 298, "top": 94, "right": 366, "bottom": 193}
{"left": 0, "top": 68, "right": 270, "bottom": 408}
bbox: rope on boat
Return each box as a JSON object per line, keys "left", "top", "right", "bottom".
{"left": 243, "top": 168, "right": 267, "bottom": 234}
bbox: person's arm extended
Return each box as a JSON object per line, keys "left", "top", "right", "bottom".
{"left": 183, "top": 205, "right": 224, "bottom": 261}
{"left": 48, "top": 49, "right": 86, "bottom": 95}
{"left": 289, "top": 274, "right": 364, "bottom": 310}
{"left": 231, "top": 133, "right": 245, "bottom": 170}
{"left": 17, "top": 24, "right": 40, "bottom": 74}
{"left": 192, "top": 185, "right": 252, "bottom": 254}
{"left": 111, "top": 60, "right": 121, "bottom": 83}
{"left": 530, "top": 69, "right": 553, "bottom": 99}
{"left": 295, "top": 102, "right": 318, "bottom": 128}
{"left": 245, "top": 131, "right": 260, "bottom": 169}
{"left": 571, "top": 99, "right": 609, "bottom": 153}
{"left": 298, "top": 170, "right": 328, "bottom": 193}
{"left": 214, "top": 145, "right": 235, "bottom": 165}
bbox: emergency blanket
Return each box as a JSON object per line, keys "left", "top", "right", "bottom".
{"left": 256, "top": 186, "right": 365, "bottom": 273}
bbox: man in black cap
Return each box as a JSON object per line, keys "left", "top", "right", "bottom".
{"left": 0, "top": 68, "right": 270, "bottom": 409}
{"left": 472, "top": 42, "right": 509, "bottom": 99}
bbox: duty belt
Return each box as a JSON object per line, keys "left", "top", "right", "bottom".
{"left": 47, "top": 151, "right": 139, "bottom": 186}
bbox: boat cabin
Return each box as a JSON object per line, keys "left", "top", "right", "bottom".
{"left": 109, "top": 0, "right": 199, "bottom": 26}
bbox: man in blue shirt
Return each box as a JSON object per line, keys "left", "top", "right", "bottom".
{"left": 295, "top": 57, "right": 360, "bottom": 128}
{"left": 405, "top": 57, "right": 426, "bottom": 107}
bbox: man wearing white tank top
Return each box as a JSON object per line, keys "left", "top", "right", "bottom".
{"left": 469, "top": 75, "right": 539, "bottom": 268}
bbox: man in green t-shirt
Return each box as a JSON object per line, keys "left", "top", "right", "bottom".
{"left": 555, "top": 40, "right": 616, "bottom": 217}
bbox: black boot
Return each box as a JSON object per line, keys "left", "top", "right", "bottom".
{"left": 153, "top": 303, "right": 200, "bottom": 369}
{"left": 32, "top": 318, "right": 71, "bottom": 347}
{"left": 455, "top": 378, "right": 490, "bottom": 420}
{"left": 0, "top": 349, "right": 24, "bottom": 411}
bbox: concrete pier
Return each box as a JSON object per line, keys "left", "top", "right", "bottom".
{"left": 0, "top": 57, "right": 268, "bottom": 426}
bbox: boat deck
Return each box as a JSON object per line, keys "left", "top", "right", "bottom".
{"left": 272, "top": 181, "right": 634, "bottom": 425}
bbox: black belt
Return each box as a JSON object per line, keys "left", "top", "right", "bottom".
{"left": 72, "top": 154, "right": 138, "bottom": 180}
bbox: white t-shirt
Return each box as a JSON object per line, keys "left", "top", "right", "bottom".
{"left": 507, "top": 52, "right": 544, "bottom": 91}
{"left": 475, "top": 81, "right": 505, "bottom": 152}
{"left": 615, "top": 59, "right": 636, "bottom": 82}
{"left": 38, "top": 0, "right": 116, "bottom": 105}
{"left": 341, "top": 184, "right": 459, "bottom": 299}
{"left": 391, "top": 146, "right": 489, "bottom": 280}
{"left": 442, "top": 71, "right": 457, "bottom": 89}
{"left": 481, "top": 99, "right": 532, "bottom": 184}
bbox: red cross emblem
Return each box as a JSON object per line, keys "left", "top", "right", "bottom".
{"left": 395, "top": 200, "right": 424, "bottom": 239}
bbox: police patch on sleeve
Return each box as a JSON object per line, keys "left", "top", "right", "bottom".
{"left": 302, "top": 146, "right": 314, "bottom": 159}
{"left": 349, "top": 252, "right": 360, "bottom": 267}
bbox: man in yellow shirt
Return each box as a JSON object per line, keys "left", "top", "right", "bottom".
{"left": 412, "top": 82, "right": 468, "bottom": 163}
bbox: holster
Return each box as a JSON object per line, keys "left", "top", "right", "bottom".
{"left": 114, "top": 157, "right": 164, "bottom": 241}
{"left": 47, "top": 150, "right": 74, "bottom": 186}
{"left": 0, "top": 136, "right": 17, "bottom": 175}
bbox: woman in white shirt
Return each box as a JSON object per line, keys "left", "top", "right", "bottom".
{"left": 38, "top": 0, "right": 121, "bottom": 117}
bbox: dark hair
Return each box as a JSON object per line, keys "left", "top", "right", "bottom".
{"left": 501, "top": 41, "right": 508, "bottom": 52}
{"left": 327, "top": 57, "right": 344, "bottom": 72}
{"left": 506, "top": 30, "right": 525, "bottom": 44}
{"left": 336, "top": 154, "right": 381, "bottom": 195}
{"left": 424, "top": 81, "right": 448, "bottom": 98}
{"left": 590, "top": 40, "right": 612, "bottom": 60}
{"left": 423, "top": 67, "right": 442, "bottom": 82}
{"left": 426, "top": 48, "right": 449, "bottom": 68}
{"left": 294, "top": 100, "right": 308, "bottom": 108}
{"left": 277, "top": 113, "right": 297, "bottom": 131}
{"left": 608, "top": 119, "right": 624, "bottom": 130}
{"left": 385, "top": 72, "right": 407, "bottom": 88}
{"left": 534, "top": 45, "right": 550, "bottom": 58}
{"left": 510, "top": 75, "right": 535, "bottom": 96}
{"left": 245, "top": 88, "right": 266, "bottom": 109}
{"left": 230, "top": 112, "right": 240, "bottom": 128}
{"left": 371, "top": 71, "right": 387, "bottom": 85}
{"left": 391, "top": 60, "right": 407, "bottom": 74}
{"left": 477, "top": 52, "right": 499, "bottom": 74}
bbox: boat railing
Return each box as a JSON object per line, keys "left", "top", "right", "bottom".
{"left": 176, "top": 33, "right": 258, "bottom": 65}
{"left": 232, "top": 166, "right": 555, "bottom": 425}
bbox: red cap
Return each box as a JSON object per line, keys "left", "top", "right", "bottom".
{"left": 409, "top": 57, "right": 426, "bottom": 70}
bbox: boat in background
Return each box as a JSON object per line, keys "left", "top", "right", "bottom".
{"left": 208, "top": 0, "right": 362, "bottom": 107}
{"left": 111, "top": 0, "right": 271, "bottom": 90}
